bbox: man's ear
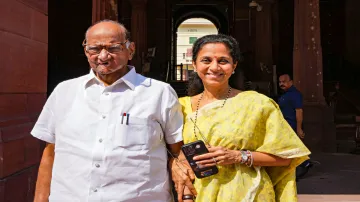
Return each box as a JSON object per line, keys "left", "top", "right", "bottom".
{"left": 84, "top": 48, "right": 90, "bottom": 59}
{"left": 128, "top": 42, "right": 136, "bottom": 60}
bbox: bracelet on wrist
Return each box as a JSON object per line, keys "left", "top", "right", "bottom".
{"left": 239, "top": 150, "right": 253, "bottom": 167}
{"left": 245, "top": 150, "right": 253, "bottom": 167}
{"left": 240, "top": 150, "right": 247, "bottom": 164}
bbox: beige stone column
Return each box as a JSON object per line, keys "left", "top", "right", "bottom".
{"left": 130, "top": 0, "right": 148, "bottom": 73}
{"left": 293, "top": 0, "right": 324, "bottom": 103}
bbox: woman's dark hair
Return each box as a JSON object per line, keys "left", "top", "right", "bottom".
{"left": 187, "top": 34, "right": 243, "bottom": 96}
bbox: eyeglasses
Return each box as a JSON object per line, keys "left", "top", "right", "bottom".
{"left": 82, "top": 39, "right": 130, "bottom": 55}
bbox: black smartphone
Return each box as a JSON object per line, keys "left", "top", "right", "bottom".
{"left": 181, "top": 140, "right": 218, "bottom": 178}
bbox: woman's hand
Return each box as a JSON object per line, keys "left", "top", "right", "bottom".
{"left": 193, "top": 146, "right": 241, "bottom": 167}
{"left": 169, "top": 158, "right": 197, "bottom": 202}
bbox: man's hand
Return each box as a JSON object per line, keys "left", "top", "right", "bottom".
{"left": 297, "top": 128, "right": 305, "bottom": 139}
{"left": 169, "top": 158, "right": 197, "bottom": 202}
{"left": 295, "top": 108, "right": 304, "bottom": 139}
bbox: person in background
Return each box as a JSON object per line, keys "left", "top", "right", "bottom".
{"left": 278, "top": 74, "right": 313, "bottom": 179}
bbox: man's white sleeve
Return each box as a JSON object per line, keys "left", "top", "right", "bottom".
{"left": 162, "top": 84, "right": 183, "bottom": 145}
{"left": 31, "top": 88, "right": 57, "bottom": 144}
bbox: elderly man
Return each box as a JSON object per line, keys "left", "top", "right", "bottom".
{"left": 278, "top": 73, "right": 312, "bottom": 179}
{"left": 32, "top": 20, "right": 195, "bottom": 202}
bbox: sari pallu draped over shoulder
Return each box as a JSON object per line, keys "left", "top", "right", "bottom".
{"left": 179, "top": 91, "right": 311, "bottom": 202}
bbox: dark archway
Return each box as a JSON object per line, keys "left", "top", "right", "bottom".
{"left": 173, "top": 5, "right": 228, "bottom": 34}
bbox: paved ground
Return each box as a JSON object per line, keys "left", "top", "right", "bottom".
{"left": 297, "top": 152, "right": 360, "bottom": 201}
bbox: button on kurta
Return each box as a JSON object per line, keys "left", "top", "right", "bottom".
{"left": 95, "top": 163, "right": 100, "bottom": 168}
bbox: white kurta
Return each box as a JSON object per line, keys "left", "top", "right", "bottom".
{"left": 31, "top": 66, "right": 183, "bottom": 202}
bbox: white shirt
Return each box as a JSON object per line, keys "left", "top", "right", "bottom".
{"left": 31, "top": 66, "right": 183, "bottom": 202}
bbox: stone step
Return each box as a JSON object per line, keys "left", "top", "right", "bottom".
{"left": 298, "top": 195, "right": 360, "bottom": 202}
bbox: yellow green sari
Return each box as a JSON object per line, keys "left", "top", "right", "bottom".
{"left": 179, "top": 91, "right": 310, "bottom": 202}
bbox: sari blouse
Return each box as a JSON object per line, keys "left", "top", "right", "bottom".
{"left": 179, "top": 91, "right": 310, "bottom": 202}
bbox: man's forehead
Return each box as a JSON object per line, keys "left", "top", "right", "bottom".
{"left": 279, "top": 75, "right": 290, "bottom": 81}
{"left": 86, "top": 23, "right": 126, "bottom": 41}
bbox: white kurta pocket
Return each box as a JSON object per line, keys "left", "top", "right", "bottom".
{"left": 114, "top": 116, "right": 153, "bottom": 150}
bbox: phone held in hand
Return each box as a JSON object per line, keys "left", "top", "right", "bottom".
{"left": 181, "top": 140, "right": 218, "bottom": 178}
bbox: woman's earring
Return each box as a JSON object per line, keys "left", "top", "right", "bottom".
{"left": 194, "top": 69, "right": 197, "bottom": 72}
{"left": 232, "top": 71, "right": 235, "bottom": 75}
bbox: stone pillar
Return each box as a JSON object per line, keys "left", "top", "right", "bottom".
{"left": 293, "top": 0, "right": 324, "bottom": 103}
{"left": 130, "top": 0, "right": 148, "bottom": 73}
{"left": 92, "top": 0, "right": 118, "bottom": 23}
{"left": 254, "top": 2, "right": 273, "bottom": 84}
{"left": 293, "top": 0, "right": 336, "bottom": 152}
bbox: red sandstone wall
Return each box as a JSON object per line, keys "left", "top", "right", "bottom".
{"left": 0, "top": 0, "right": 48, "bottom": 201}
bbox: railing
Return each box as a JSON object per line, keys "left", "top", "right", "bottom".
{"left": 175, "top": 63, "right": 192, "bottom": 81}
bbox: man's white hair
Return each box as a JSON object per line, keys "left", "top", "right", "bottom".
{"left": 85, "top": 19, "right": 131, "bottom": 41}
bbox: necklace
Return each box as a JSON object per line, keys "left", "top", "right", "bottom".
{"left": 193, "top": 87, "right": 232, "bottom": 139}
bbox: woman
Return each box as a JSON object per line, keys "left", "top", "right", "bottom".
{"left": 177, "top": 34, "right": 310, "bottom": 202}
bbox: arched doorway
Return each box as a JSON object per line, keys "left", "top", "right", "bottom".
{"left": 175, "top": 18, "right": 218, "bottom": 81}
{"left": 170, "top": 5, "right": 229, "bottom": 81}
